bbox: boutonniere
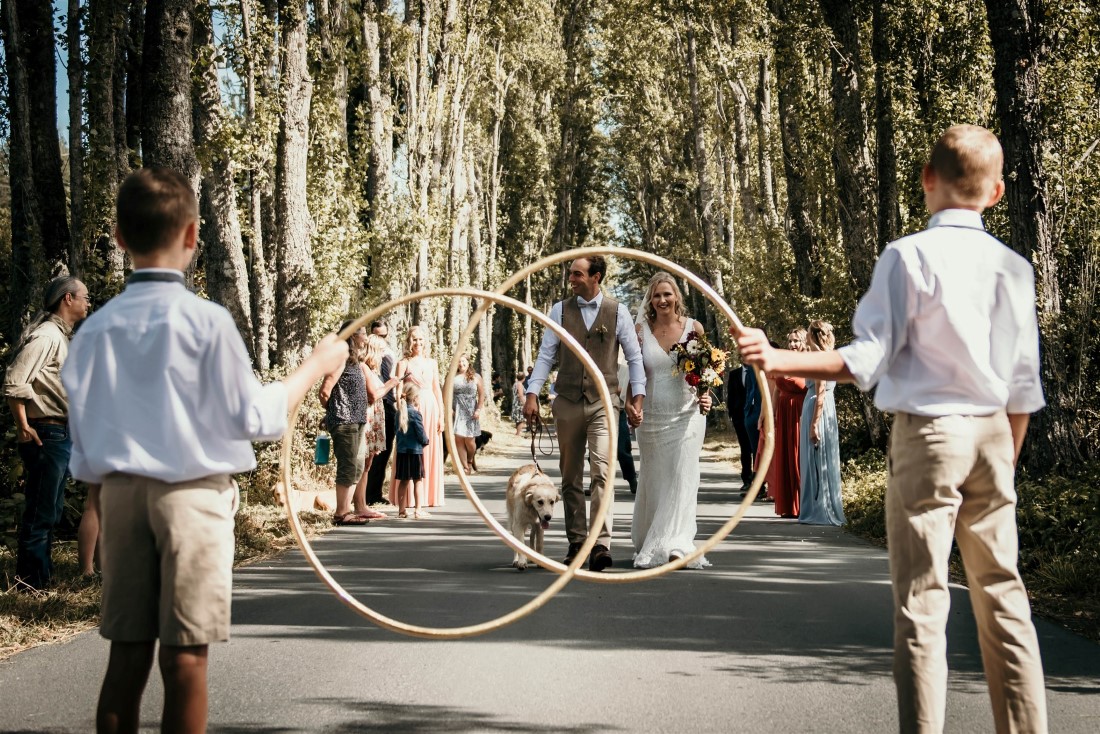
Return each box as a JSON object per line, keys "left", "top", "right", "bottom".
{"left": 595, "top": 324, "right": 609, "bottom": 340}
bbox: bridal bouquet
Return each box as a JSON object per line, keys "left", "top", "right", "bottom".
{"left": 670, "top": 332, "right": 729, "bottom": 413}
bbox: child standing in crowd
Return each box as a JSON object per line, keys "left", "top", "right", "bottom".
{"left": 394, "top": 382, "right": 431, "bottom": 520}
{"left": 62, "top": 167, "right": 348, "bottom": 734}
{"left": 737, "top": 125, "right": 1047, "bottom": 733}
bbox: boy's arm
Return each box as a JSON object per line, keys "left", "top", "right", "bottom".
{"left": 283, "top": 335, "right": 349, "bottom": 406}
{"left": 737, "top": 332, "right": 855, "bottom": 382}
{"left": 1008, "top": 413, "right": 1029, "bottom": 466}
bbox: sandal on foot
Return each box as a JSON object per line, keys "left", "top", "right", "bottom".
{"left": 397, "top": 511, "right": 409, "bottom": 519}
{"left": 334, "top": 512, "right": 370, "bottom": 526}
{"left": 413, "top": 510, "right": 432, "bottom": 519}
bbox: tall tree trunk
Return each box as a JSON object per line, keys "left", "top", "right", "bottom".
{"left": 406, "top": 0, "right": 433, "bottom": 325}
{"left": 362, "top": 0, "right": 393, "bottom": 216}
{"left": 193, "top": 1, "right": 254, "bottom": 356}
{"left": 125, "top": 0, "right": 142, "bottom": 163}
{"left": 872, "top": 0, "right": 899, "bottom": 247}
{"left": 755, "top": 53, "right": 779, "bottom": 228}
{"left": 16, "top": 0, "right": 72, "bottom": 272}
{"left": 984, "top": 0, "right": 1081, "bottom": 470}
{"left": 684, "top": 20, "right": 724, "bottom": 298}
{"left": 274, "top": 0, "right": 314, "bottom": 366}
{"left": 85, "top": 0, "right": 128, "bottom": 286}
{"left": 552, "top": 0, "right": 593, "bottom": 253}
{"left": 818, "top": 0, "right": 878, "bottom": 294}
{"left": 1, "top": 0, "right": 44, "bottom": 336}
{"left": 819, "top": 0, "right": 887, "bottom": 449}
{"left": 67, "top": 0, "right": 85, "bottom": 278}
{"left": 141, "top": 0, "right": 196, "bottom": 183}
{"left": 239, "top": 0, "right": 274, "bottom": 369}
{"left": 771, "top": 0, "right": 822, "bottom": 298}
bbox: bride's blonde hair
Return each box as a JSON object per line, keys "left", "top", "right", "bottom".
{"left": 643, "top": 272, "right": 688, "bottom": 325}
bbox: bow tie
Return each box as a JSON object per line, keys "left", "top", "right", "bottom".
{"left": 577, "top": 297, "right": 599, "bottom": 310}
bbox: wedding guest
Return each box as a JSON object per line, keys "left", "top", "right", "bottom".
{"left": 394, "top": 383, "right": 431, "bottom": 519}
{"left": 451, "top": 353, "right": 485, "bottom": 474}
{"left": 738, "top": 125, "right": 1047, "bottom": 733}
{"left": 726, "top": 364, "right": 754, "bottom": 489}
{"left": 4, "top": 275, "right": 91, "bottom": 589}
{"left": 797, "top": 320, "right": 845, "bottom": 526}
{"left": 511, "top": 372, "right": 527, "bottom": 436}
{"left": 390, "top": 325, "right": 445, "bottom": 507}
{"left": 763, "top": 329, "right": 808, "bottom": 518}
{"left": 362, "top": 320, "right": 398, "bottom": 508}
{"left": 353, "top": 334, "right": 402, "bottom": 519}
{"left": 616, "top": 359, "right": 639, "bottom": 495}
{"left": 320, "top": 322, "right": 370, "bottom": 526}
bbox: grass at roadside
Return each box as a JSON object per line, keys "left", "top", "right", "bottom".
{"left": 0, "top": 411, "right": 516, "bottom": 661}
{"left": 0, "top": 500, "right": 332, "bottom": 661}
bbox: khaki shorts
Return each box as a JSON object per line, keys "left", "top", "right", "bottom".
{"left": 99, "top": 473, "right": 237, "bottom": 646}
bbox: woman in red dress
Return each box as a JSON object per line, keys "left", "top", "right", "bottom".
{"left": 764, "top": 329, "right": 808, "bottom": 518}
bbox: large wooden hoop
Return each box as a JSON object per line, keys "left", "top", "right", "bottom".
{"left": 455, "top": 247, "right": 774, "bottom": 581}
{"left": 281, "top": 287, "right": 615, "bottom": 639}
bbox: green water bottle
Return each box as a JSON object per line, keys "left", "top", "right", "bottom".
{"left": 314, "top": 431, "right": 331, "bottom": 465}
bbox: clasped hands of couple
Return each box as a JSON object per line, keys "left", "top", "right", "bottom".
{"left": 522, "top": 393, "right": 644, "bottom": 428}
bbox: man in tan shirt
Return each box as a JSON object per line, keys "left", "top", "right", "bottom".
{"left": 4, "top": 276, "right": 90, "bottom": 590}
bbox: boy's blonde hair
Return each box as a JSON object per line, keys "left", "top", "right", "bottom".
{"left": 807, "top": 320, "right": 835, "bottom": 352}
{"left": 928, "top": 125, "right": 1003, "bottom": 202}
{"left": 398, "top": 382, "right": 421, "bottom": 433}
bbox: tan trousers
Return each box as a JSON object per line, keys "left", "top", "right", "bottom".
{"left": 552, "top": 395, "right": 615, "bottom": 547}
{"left": 887, "top": 412, "right": 1048, "bottom": 734}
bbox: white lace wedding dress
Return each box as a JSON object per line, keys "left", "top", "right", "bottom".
{"left": 631, "top": 318, "right": 711, "bottom": 569}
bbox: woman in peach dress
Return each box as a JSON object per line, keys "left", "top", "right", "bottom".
{"left": 389, "top": 325, "right": 445, "bottom": 508}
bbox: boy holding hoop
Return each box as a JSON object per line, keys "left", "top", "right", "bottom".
{"left": 62, "top": 167, "right": 347, "bottom": 733}
{"left": 737, "top": 125, "right": 1048, "bottom": 733}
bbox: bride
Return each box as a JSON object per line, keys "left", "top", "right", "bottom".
{"left": 631, "top": 272, "right": 712, "bottom": 569}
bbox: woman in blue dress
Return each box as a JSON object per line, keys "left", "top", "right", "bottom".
{"left": 799, "top": 320, "right": 845, "bottom": 526}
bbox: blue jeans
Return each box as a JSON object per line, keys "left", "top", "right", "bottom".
{"left": 16, "top": 422, "right": 72, "bottom": 589}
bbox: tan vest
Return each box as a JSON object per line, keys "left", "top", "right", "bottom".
{"left": 555, "top": 295, "right": 621, "bottom": 406}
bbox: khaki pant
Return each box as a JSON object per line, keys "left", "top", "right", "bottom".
{"left": 100, "top": 473, "right": 237, "bottom": 646}
{"left": 553, "top": 395, "right": 615, "bottom": 547}
{"left": 887, "top": 412, "right": 1047, "bottom": 734}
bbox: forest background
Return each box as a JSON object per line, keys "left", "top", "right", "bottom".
{"left": 0, "top": 0, "right": 1097, "bottom": 635}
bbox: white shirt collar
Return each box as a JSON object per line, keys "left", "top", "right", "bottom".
{"left": 928, "top": 208, "right": 985, "bottom": 230}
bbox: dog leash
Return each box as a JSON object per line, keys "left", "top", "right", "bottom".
{"left": 528, "top": 412, "right": 556, "bottom": 475}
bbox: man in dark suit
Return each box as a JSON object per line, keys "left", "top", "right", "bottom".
{"left": 727, "top": 363, "right": 760, "bottom": 493}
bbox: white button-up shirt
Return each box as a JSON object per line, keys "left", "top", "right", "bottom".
{"left": 838, "top": 209, "right": 1045, "bottom": 417}
{"left": 62, "top": 270, "right": 289, "bottom": 484}
{"left": 527, "top": 291, "right": 646, "bottom": 398}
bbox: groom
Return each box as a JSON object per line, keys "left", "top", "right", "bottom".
{"left": 524, "top": 256, "right": 646, "bottom": 571}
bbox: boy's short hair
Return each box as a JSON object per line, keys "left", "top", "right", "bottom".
{"left": 928, "top": 125, "right": 1003, "bottom": 202}
{"left": 116, "top": 167, "right": 199, "bottom": 255}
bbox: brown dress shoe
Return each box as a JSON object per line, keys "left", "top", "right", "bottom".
{"left": 563, "top": 542, "right": 585, "bottom": 565}
{"left": 588, "top": 544, "right": 613, "bottom": 572}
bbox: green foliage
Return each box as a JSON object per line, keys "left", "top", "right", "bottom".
{"left": 1016, "top": 464, "right": 1100, "bottom": 597}
{"left": 840, "top": 449, "right": 888, "bottom": 544}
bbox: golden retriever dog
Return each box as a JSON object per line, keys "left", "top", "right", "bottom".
{"left": 505, "top": 464, "right": 560, "bottom": 570}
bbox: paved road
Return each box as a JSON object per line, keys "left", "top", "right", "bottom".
{"left": 1, "top": 437, "right": 1098, "bottom": 733}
